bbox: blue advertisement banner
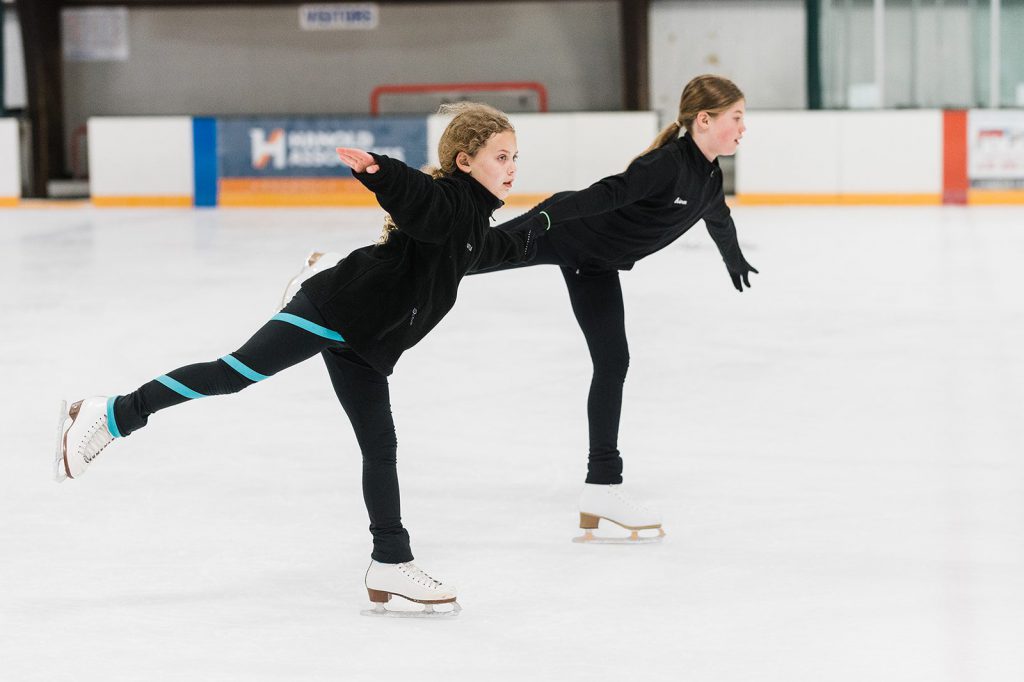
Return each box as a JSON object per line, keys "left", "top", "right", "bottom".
{"left": 218, "top": 116, "right": 428, "bottom": 178}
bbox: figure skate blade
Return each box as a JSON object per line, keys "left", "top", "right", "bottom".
{"left": 361, "top": 598, "right": 461, "bottom": 618}
{"left": 572, "top": 518, "right": 665, "bottom": 544}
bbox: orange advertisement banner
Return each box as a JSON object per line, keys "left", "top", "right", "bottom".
{"left": 736, "top": 193, "right": 942, "bottom": 206}
{"left": 92, "top": 196, "right": 192, "bottom": 208}
{"left": 218, "top": 177, "right": 378, "bottom": 207}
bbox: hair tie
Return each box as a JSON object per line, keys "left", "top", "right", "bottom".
{"left": 539, "top": 211, "right": 552, "bottom": 230}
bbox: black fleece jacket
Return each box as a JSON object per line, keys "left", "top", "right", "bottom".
{"left": 301, "top": 154, "right": 542, "bottom": 375}
{"left": 530, "top": 133, "right": 747, "bottom": 272}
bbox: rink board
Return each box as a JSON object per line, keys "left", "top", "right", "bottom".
{"left": 77, "top": 110, "right": 1024, "bottom": 207}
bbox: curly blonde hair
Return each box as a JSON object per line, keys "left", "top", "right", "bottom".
{"left": 378, "top": 102, "right": 514, "bottom": 244}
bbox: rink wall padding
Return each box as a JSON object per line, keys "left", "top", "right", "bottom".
{"left": 215, "top": 116, "right": 427, "bottom": 207}
{"left": 88, "top": 117, "right": 194, "bottom": 207}
{"left": 85, "top": 112, "right": 659, "bottom": 208}
{"left": 735, "top": 110, "right": 944, "bottom": 205}
{"left": 0, "top": 119, "right": 21, "bottom": 206}
{"left": 80, "top": 110, "right": 1024, "bottom": 208}
{"left": 942, "top": 110, "right": 969, "bottom": 205}
{"left": 964, "top": 110, "right": 1024, "bottom": 204}
{"left": 735, "top": 109, "right": 1024, "bottom": 205}
{"left": 192, "top": 118, "right": 218, "bottom": 208}
{"left": 427, "top": 111, "right": 660, "bottom": 207}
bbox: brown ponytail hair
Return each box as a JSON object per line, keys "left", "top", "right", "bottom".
{"left": 377, "top": 102, "right": 514, "bottom": 244}
{"left": 639, "top": 74, "right": 745, "bottom": 157}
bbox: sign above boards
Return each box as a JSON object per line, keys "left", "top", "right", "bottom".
{"left": 62, "top": 7, "right": 129, "bottom": 62}
{"left": 299, "top": 4, "right": 380, "bottom": 30}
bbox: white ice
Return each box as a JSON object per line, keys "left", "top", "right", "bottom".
{"left": 2, "top": 204, "right": 1023, "bottom": 681}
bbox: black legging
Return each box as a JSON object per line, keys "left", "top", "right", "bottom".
{"left": 111, "top": 291, "right": 412, "bottom": 564}
{"left": 474, "top": 193, "right": 627, "bottom": 485}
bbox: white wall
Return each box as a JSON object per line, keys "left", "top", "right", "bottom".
{"left": 88, "top": 117, "right": 193, "bottom": 203}
{"left": 650, "top": 0, "right": 807, "bottom": 126}
{"left": 428, "top": 112, "right": 659, "bottom": 198}
{"left": 735, "top": 110, "right": 943, "bottom": 199}
{"left": 0, "top": 118, "right": 19, "bottom": 201}
{"left": 64, "top": 2, "right": 622, "bottom": 166}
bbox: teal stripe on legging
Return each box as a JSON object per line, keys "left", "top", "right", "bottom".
{"left": 156, "top": 374, "right": 207, "bottom": 399}
{"left": 271, "top": 313, "right": 345, "bottom": 342}
{"left": 220, "top": 354, "right": 268, "bottom": 382}
{"left": 106, "top": 396, "right": 122, "bottom": 438}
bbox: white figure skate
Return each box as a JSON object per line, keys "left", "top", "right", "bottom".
{"left": 361, "top": 560, "right": 461, "bottom": 618}
{"left": 55, "top": 397, "right": 117, "bottom": 482}
{"left": 279, "top": 250, "right": 343, "bottom": 309}
{"left": 572, "top": 483, "right": 666, "bottom": 544}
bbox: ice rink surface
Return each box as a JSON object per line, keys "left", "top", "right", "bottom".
{"left": 2, "top": 203, "right": 1023, "bottom": 682}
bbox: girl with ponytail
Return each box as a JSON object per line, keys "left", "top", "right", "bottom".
{"left": 472, "top": 74, "right": 758, "bottom": 543}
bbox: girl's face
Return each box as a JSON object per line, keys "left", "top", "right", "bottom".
{"left": 696, "top": 99, "right": 746, "bottom": 160}
{"left": 457, "top": 130, "right": 518, "bottom": 200}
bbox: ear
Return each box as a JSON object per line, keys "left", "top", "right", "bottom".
{"left": 695, "top": 111, "right": 712, "bottom": 130}
{"left": 455, "top": 151, "right": 472, "bottom": 173}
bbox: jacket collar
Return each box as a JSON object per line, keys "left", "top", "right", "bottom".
{"left": 451, "top": 169, "right": 504, "bottom": 216}
{"left": 676, "top": 133, "right": 720, "bottom": 177}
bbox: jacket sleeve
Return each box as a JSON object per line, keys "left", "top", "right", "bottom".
{"left": 473, "top": 224, "right": 546, "bottom": 269}
{"left": 353, "top": 154, "right": 456, "bottom": 245}
{"left": 702, "top": 183, "right": 747, "bottom": 270}
{"left": 538, "top": 149, "right": 677, "bottom": 224}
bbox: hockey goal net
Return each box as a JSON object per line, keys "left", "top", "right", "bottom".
{"left": 370, "top": 81, "right": 548, "bottom": 115}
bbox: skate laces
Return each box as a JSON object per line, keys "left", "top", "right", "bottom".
{"left": 609, "top": 486, "right": 649, "bottom": 512}
{"left": 79, "top": 418, "right": 114, "bottom": 464}
{"left": 398, "top": 562, "right": 443, "bottom": 590}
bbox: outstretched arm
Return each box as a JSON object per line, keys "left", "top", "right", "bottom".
{"left": 474, "top": 221, "right": 550, "bottom": 269}
{"left": 337, "top": 147, "right": 456, "bottom": 244}
{"left": 704, "top": 188, "right": 758, "bottom": 292}
{"left": 519, "top": 151, "right": 676, "bottom": 229}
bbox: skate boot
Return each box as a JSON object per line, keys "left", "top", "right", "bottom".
{"left": 573, "top": 483, "right": 666, "bottom": 544}
{"left": 279, "top": 250, "right": 343, "bottom": 309}
{"left": 55, "top": 397, "right": 119, "bottom": 482}
{"left": 362, "top": 560, "right": 460, "bottom": 618}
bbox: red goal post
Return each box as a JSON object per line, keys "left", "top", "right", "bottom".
{"left": 370, "top": 81, "right": 549, "bottom": 115}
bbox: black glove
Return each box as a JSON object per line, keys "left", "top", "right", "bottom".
{"left": 727, "top": 258, "right": 758, "bottom": 292}
{"left": 517, "top": 212, "right": 553, "bottom": 260}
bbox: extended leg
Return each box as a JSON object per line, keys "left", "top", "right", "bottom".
{"left": 56, "top": 291, "right": 344, "bottom": 480}
{"left": 112, "top": 291, "right": 342, "bottom": 435}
